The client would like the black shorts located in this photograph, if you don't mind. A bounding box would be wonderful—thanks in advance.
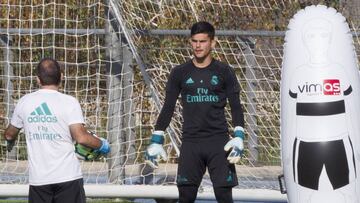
[177,137,238,188]
[29,178,86,203]
[295,138,354,190]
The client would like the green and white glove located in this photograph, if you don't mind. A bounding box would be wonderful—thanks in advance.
[224,126,244,164]
[75,143,99,161]
[145,131,167,169]
[75,131,110,161]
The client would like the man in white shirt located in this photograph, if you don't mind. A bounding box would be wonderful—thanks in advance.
[3,58,110,203]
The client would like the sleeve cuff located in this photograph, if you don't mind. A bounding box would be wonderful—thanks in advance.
[234,126,244,139]
[153,130,164,136]
[234,126,244,132]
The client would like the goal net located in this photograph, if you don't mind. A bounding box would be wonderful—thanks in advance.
[0,0,357,201]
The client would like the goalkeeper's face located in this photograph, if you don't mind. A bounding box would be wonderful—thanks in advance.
[190,33,215,60]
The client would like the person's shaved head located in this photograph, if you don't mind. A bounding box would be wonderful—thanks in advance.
[37,58,62,86]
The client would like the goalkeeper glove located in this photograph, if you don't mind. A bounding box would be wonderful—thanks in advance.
[75,143,99,161]
[145,131,167,169]
[75,132,110,161]
[224,126,244,164]
[6,139,15,152]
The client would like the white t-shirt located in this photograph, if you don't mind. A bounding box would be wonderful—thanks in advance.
[11,89,84,185]
[289,64,351,141]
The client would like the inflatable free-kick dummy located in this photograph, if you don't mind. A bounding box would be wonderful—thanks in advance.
[280,5,360,203]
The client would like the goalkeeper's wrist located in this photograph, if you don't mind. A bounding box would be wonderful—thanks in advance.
[234,126,244,140]
[97,138,110,154]
[5,138,15,142]
[151,130,164,144]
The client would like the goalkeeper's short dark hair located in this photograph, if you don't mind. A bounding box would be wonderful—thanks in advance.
[37,58,62,86]
[190,21,215,40]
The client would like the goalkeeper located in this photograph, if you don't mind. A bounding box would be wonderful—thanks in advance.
[145,21,245,203]
[3,58,110,203]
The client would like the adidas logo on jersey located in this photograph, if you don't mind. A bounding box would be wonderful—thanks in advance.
[27,102,58,123]
[185,77,194,85]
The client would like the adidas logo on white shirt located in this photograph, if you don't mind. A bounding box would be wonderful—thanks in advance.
[27,102,58,123]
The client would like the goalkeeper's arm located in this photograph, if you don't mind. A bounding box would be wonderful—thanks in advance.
[145,89,178,168]
[224,92,245,163]
[3,124,21,152]
[228,91,244,129]
[145,68,180,168]
[70,124,110,154]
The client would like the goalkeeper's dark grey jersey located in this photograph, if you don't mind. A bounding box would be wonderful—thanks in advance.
[155,59,244,141]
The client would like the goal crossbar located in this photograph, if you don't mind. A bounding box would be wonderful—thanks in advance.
[0,184,287,201]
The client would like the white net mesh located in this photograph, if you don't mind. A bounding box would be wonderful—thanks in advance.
[0,0,358,198]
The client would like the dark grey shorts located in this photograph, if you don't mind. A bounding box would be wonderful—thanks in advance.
[177,137,238,188]
[29,178,86,203]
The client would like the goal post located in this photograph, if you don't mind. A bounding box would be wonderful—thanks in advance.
[1,0,356,202]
